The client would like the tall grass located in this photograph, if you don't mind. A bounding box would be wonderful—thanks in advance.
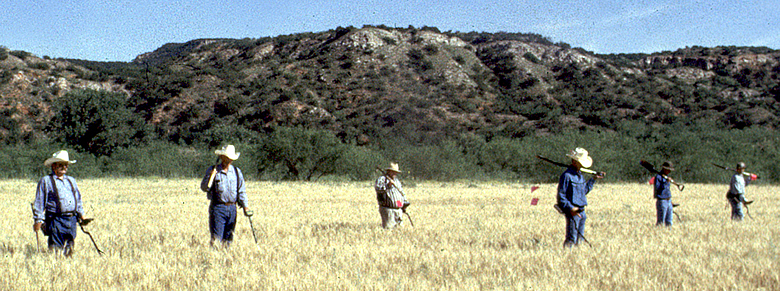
[1,179,777,290]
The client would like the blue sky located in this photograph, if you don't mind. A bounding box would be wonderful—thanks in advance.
[1,0,778,62]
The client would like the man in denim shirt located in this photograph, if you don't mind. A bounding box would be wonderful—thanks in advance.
[201,145,251,246]
[557,148,603,248]
[654,161,675,227]
[32,150,84,256]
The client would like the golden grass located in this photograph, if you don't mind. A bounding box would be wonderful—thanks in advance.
[1,179,778,290]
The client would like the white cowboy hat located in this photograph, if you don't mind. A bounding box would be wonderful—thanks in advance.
[566,147,593,168]
[384,162,402,173]
[44,150,77,167]
[215,145,240,160]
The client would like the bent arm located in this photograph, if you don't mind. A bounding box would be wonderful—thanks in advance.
[200,166,215,192]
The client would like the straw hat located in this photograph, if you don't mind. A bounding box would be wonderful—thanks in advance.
[661,161,675,171]
[215,145,240,160]
[44,150,77,167]
[384,162,402,173]
[566,147,593,168]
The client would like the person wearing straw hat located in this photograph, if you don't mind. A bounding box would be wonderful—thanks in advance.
[654,161,676,227]
[375,162,409,229]
[556,147,603,248]
[726,162,754,221]
[200,145,251,246]
[32,150,84,256]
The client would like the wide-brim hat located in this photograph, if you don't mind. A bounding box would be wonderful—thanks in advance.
[736,162,746,169]
[44,150,77,167]
[215,145,240,160]
[566,147,593,168]
[661,161,675,171]
[384,162,402,173]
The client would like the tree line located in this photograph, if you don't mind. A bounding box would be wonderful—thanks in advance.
[2,89,775,183]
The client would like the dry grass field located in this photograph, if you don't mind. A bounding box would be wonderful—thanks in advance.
[1,178,778,290]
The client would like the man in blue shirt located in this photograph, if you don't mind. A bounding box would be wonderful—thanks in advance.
[201,145,251,247]
[654,161,675,227]
[32,150,84,256]
[557,147,603,248]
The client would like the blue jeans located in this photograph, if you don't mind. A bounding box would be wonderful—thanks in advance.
[564,211,586,247]
[209,204,237,243]
[46,215,78,252]
[656,199,673,226]
[728,195,744,221]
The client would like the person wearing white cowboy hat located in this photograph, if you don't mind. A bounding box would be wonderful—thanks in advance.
[653,161,676,227]
[200,145,251,246]
[556,147,604,248]
[32,150,84,256]
[375,162,409,229]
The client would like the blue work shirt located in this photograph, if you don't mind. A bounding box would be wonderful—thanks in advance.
[200,164,248,208]
[557,166,595,213]
[32,173,83,223]
[654,174,672,199]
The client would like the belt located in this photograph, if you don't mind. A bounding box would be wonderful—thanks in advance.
[212,202,236,206]
[52,211,78,217]
[656,198,671,200]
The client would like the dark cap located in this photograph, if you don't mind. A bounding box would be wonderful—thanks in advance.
[736,162,746,169]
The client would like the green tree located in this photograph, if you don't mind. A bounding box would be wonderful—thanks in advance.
[257,127,346,180]
[47,89,148,156]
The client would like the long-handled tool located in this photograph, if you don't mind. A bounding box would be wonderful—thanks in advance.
[30,203,40,252]
[672,203,682,222]
[554,205,592,247]
[640,160,684,191]
[402,202,414,227]
[245,210,258,243]
[712,163,760,179]
[207,158,220,190]
[536,155,605,177]
[78,218,104,255]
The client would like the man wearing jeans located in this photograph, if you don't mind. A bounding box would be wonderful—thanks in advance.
[32,150,84,256]
[201,145,251,246]
[556,148,603,248]
[654,161,675,227]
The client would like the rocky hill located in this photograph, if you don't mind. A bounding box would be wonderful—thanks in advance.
[1,26,779,147]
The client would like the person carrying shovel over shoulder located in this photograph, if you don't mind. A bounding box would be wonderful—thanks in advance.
[556,148,604,248]
[375,163,409,229]
[726,162,755,221]
[32,150,85,256]
[200,145,252,247]
[653,161,676,227]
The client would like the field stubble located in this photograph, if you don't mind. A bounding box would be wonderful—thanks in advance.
[1,179,778,290]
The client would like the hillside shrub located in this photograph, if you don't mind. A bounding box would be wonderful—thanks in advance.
[47,89,148,156]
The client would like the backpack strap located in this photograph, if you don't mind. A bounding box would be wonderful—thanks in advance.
[48,175,78,214]
[49,174,62,214]
[234,166,241,203]
[210,165,242,203]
